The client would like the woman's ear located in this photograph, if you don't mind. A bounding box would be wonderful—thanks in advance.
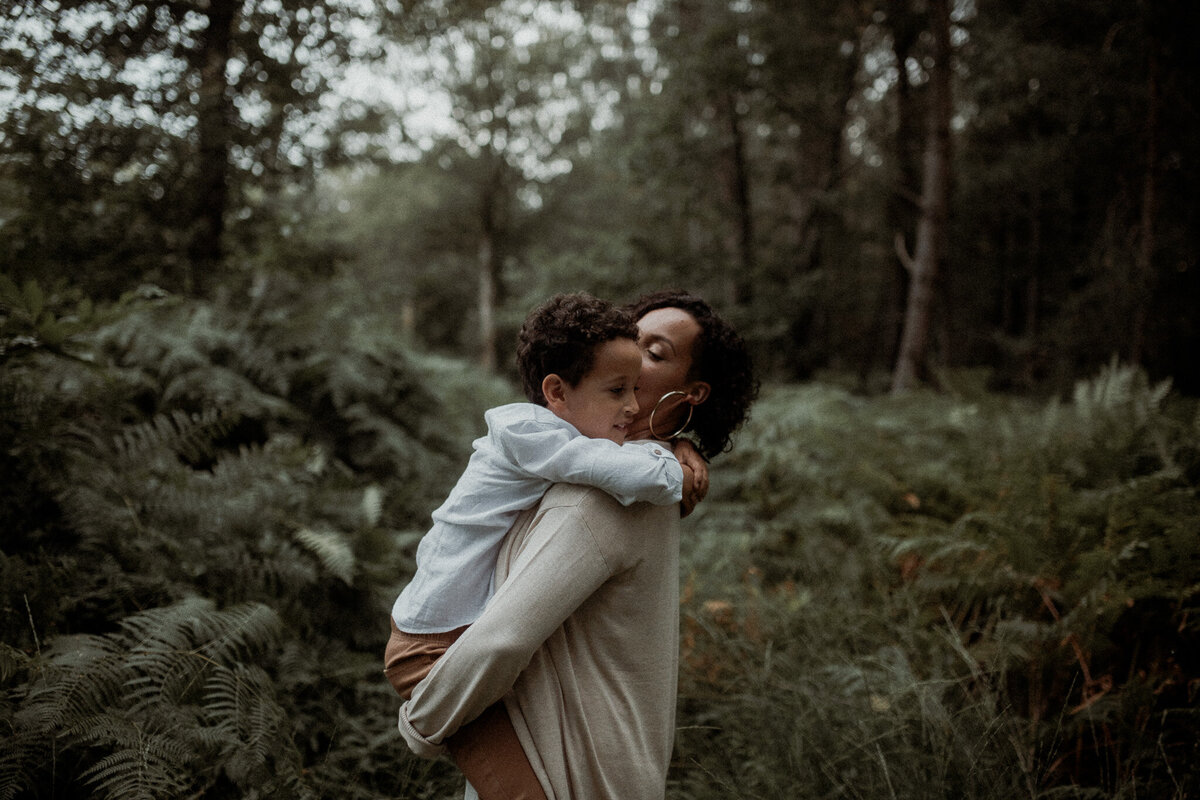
[542,374,568,411]
[687,381,712,405]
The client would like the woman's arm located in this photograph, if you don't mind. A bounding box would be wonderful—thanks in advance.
[398,497,617,756]
[673,439,709,517]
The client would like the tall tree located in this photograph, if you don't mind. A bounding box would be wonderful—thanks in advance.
[0,0,373,296]
[870,0,925,379]
[1129,2,1161,368]
[188,0,238,294]
[613,0,868,375]
[952,0,1199,391]
[384,1,619,369]
[891,0,952,392]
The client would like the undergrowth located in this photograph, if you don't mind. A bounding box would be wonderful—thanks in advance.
[3,275,1196,799]
[674,367,1199,799]
[1,275,513,799]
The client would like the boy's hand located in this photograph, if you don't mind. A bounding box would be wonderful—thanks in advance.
[673,440,709,517]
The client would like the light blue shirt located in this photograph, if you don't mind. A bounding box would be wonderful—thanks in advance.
[391,403,683,633]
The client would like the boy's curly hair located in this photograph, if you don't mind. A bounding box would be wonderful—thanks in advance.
[626,290,759,460]
[517,293,639,406]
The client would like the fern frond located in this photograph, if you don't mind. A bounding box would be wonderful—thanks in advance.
[0,729,45,800]
[118,595,211,649]
[0,642,29,684]
[201,662,292,786]
[295,528,356,583]
[21,635,127,728]
[161,364,299,422]
[190,602,282,665]
[229,340,292,397]
[112,407,230,465]
[1069,357,1172,439]
[361,483,384,527]
[79,723,188,800]
[14,599,293,798]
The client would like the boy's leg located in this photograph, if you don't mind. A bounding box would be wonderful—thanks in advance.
[447,702,548,800]
[385,618,545,798]
[382,618,468,698]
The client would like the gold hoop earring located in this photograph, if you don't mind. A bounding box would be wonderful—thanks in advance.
[649,390,694,440]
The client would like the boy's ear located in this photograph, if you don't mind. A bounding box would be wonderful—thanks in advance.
[542,374,569,410]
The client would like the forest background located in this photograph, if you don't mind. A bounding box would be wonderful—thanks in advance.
[2,0,1198,798]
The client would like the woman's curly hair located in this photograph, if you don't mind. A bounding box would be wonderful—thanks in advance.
[626,290,759,460]
[517,292,639,406]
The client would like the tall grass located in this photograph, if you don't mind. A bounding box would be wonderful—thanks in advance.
[673,369,1199,799]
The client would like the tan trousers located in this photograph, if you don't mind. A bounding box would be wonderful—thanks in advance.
[384,619,548,800]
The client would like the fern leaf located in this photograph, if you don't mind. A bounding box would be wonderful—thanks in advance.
[112,407,229,464]
[192,602,282,665]
[295,528,356,583]
[202,662,288,782]
[0,642,29,684]
[361,483,384,527]
[22,635,126,728]
[80,730,185,800]
[0,730,44,800]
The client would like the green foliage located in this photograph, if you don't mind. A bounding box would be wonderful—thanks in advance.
[4,599,298,800]
[1,278,504,799]
[4,272,1197,799]
[0,0,378,296]
[674,365,1199,799]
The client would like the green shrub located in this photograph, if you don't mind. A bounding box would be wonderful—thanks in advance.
[5,275,1195,799]
[1,276,507,799]
[674,370,1199,799]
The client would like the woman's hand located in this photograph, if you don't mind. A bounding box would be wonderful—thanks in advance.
[673,440,709,517]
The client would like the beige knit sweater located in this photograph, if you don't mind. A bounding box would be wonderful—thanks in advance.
[399,483,681,800]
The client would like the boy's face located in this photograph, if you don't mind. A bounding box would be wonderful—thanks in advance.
[547,338,642,444]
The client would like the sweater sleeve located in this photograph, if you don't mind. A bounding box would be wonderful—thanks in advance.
[397,498,618,756]
[496,419,682,506]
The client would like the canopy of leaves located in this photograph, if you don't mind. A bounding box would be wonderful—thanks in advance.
[0,0,376,295]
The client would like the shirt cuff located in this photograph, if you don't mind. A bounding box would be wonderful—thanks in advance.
[398,703,447,759]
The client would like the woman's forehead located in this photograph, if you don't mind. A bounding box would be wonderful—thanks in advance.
[637,307,701,347]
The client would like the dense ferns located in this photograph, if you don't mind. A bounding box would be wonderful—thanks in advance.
[1,278,512,799]
[3,278,1197,799]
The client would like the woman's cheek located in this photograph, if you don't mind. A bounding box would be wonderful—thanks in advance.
[636,364,666,404]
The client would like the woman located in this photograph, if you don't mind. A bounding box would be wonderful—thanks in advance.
[399,290,758,799]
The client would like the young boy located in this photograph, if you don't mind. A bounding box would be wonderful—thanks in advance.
[384,293,698,700]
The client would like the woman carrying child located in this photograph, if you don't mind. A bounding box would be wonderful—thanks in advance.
[393,290,758,799]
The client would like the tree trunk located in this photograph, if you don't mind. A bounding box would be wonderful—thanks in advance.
[187,0,236,296]
[891,0,952,393]
[867,0,922,382]
[720,90,754,307]
[477,231,499,372]
[477,163,503,371]
[1130,47,1159,367]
